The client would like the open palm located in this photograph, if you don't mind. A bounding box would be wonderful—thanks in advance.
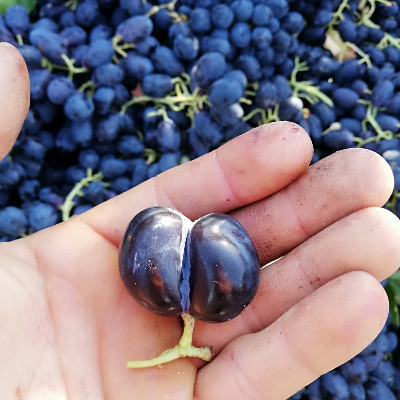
[1,43,400,400]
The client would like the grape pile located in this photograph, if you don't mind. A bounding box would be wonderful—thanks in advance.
[290,313,400,399]
[1,0,400,397]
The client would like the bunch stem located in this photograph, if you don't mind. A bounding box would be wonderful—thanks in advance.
[60,169,104,221]
[127,313,212,369]
[120,78,209,125]
[290,58,333,107]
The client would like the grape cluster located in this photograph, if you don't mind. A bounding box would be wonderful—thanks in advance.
[1,0,400,397]
[0,0,311,239]
[289,314,400,400]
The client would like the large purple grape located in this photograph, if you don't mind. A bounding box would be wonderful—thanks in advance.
[188,214,260,322]
[119,207,191,316]
[119,207,260,322]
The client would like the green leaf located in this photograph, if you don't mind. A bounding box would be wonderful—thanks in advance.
[386,283,400,326]
[0,0,36,14]
[390,301,399,326]
[389,270,400,284]
[388,270,400,306]
[390,281,400,298]
[0,0,16,15]
[17,0,37,13]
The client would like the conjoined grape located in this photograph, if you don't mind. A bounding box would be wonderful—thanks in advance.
[118,206,260,368]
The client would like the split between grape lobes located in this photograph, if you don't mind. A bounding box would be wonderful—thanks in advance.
[2,0,400,398]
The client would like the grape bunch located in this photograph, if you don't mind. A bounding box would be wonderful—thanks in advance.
[1,0,400,397]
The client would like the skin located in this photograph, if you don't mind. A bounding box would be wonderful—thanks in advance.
[0,42,399,400]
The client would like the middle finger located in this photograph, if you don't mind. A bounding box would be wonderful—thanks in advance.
[233,147,394,265]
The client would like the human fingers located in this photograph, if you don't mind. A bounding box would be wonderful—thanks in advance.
[0,43,30,160]
[231,148,394,265]
[79,121,313,246]
[194,271,388,400]
[193,207,400,351]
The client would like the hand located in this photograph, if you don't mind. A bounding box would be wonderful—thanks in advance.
[1,42,399,400]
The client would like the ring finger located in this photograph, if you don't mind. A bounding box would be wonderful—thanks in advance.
[194,271,388,400]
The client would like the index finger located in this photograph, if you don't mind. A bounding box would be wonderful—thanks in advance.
[81,122,313,247]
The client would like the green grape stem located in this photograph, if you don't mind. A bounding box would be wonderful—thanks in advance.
[243,104,280,125]
[136,131,145,141]
[244,90,257,96]
[355,0,397,49]
[322,122,342,136]
[290,57,334,107]
[60,169,104,221]
[378,32,400,50]
[328,0,350,29]
[41,55,87,80]
[266,104,280,123]
[365,104,393,139]
[354,104,398,147]
[147,107,172,122]
[146,0,178,17]
[243,108,266,122]
[127,313,212,368]
[145,0,188,23]
[247,82,259,91]
[167,11,188,23]
[60,54,88,80]
[41,58,69,73]
[112,35,135,58]
[79,80,96,97]
[330,0,396,58]
[356,0,391,28]
[64,0,79,10]
[180,72,191,85]
[343,42,372,67]
[239,97,252,105]
[120,78,209,126]
[16,34,23,45]
[143,148,158,165]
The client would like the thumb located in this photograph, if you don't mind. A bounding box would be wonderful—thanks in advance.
[0,42,30,161]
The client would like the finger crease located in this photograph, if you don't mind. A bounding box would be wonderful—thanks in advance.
[292,252,322,291]
[153,174,180,210]
[280,319,324,379]
[284,187,310,237]
[228,345,267,400]
[74,217,120,250]
[214,149,243,206]
[237,301,265,334]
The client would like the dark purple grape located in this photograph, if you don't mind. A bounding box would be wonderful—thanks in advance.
[190,8,211,34]
[119,207,260,322]
[188,213,260,322]
[116,15,153,43]
[119,207,190,316]
[230,22,252,48]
